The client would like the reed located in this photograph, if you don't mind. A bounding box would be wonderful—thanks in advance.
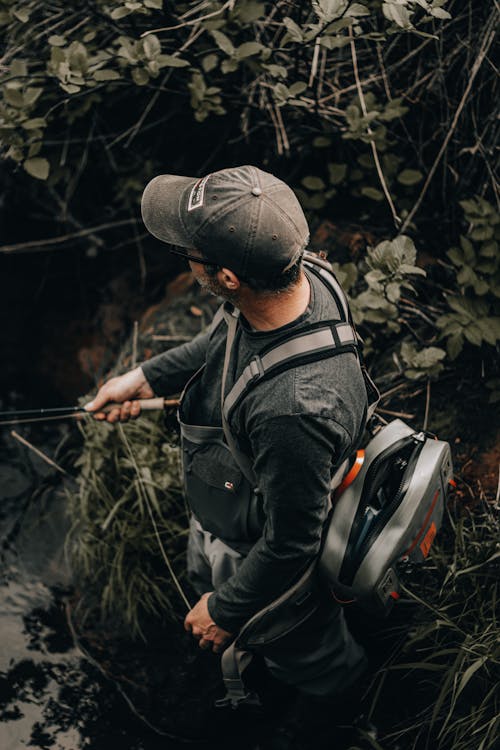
[367,502,499,750]
[65,411,189,639]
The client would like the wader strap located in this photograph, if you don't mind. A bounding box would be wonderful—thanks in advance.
[222,320,358,422]
[303,254,380,416]
[210,303,226,333]
[221,307,257,486]
[217,561,317,708]
[215,645,260,709]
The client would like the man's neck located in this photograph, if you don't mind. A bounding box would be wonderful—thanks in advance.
[236,270,311,331]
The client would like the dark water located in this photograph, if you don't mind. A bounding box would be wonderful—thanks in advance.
[0,423,187,750]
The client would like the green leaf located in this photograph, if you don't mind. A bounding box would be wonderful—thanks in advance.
[302,175,325,191]
[144,0,163,8]
[463,323,483,346]
[470,225,494,241]
[3,88,24,107]
[480,240,497,258]
[430,7,451,20]
[361,186,384,201]
[459,235,475,263]
[397,169,423,186]
[236,41,263,59]
[94,69,121,81]
[382,2,413,28]
[315,0,345,22]
[345,3,370,17]
[282,17,304,42]
[328,163,347,185]
[157,55,189,68]
[211,30,235,56]
[143,34,161,60]
[446,247,463,266]
[13,8,30,23]
[132,68,149,85]
[313,136,331,148]
[111,6,132,20]
[48,35,66,47]
[21,117,46,129]
[201,53,218,72]
[398,264,426,276]
[305,193,326,209]
[23,157,50,180]
[288,81,308,96]
[447,333,463,360]
[386,281,401,303]
[234,1,265,22]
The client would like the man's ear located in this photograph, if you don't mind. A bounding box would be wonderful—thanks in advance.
[218,267,241,291]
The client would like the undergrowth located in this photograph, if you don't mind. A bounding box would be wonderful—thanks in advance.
[66,412,188,639]
[365,502,500,750]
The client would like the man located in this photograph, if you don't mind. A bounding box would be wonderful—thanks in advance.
[85,165,368,719]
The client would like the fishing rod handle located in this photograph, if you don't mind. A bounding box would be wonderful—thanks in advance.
[101,397,166,413]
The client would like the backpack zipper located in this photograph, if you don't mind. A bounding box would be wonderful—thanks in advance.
[338,434,420,585]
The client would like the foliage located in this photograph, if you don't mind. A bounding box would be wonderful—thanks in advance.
[399,340,446,380]
[370,503,500,750]
[436,197,500,359]
[66,412,188,638]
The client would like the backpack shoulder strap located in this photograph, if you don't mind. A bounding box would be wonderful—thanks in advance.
[222,317,359,422]
[303,252,380,420]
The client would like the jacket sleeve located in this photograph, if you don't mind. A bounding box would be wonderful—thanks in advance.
[141,312,222,396]
[207,413,351,633]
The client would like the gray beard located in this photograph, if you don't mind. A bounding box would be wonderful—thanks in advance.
[195,273,242,306]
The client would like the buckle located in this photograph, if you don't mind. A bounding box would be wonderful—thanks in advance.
[214,691,262,710]
[249,356,264,380]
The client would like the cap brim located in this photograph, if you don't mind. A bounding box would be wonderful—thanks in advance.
[141,174,195,247]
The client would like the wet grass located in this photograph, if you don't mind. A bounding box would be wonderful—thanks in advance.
[366,501,499,750]
[66,412,189,640]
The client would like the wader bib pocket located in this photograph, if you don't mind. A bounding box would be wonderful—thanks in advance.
[180,423,263,544]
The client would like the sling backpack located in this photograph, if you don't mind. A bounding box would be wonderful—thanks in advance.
[215,251,454,708]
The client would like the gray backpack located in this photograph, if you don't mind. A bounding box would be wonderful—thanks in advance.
[216,252,454,707]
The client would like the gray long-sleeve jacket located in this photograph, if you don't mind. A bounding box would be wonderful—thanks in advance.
[142,268,368,633]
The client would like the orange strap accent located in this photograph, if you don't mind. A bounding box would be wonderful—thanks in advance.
[404,488,440,557]
[335,449,365,499]
[448,478,457,489]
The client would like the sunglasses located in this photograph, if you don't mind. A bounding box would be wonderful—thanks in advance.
[169,246,216,265]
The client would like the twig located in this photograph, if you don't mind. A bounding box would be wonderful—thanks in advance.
[131,321,139,368]
[379,382,409,400]
[308,38,321,88]
[266,100,283,155]
[0,219,139,254]
[349,29,400,228]
[151,334,193,342]
[118,424,192,612]
[274,102,290,153]
[11,430,68,475]
[142,0,235,35]
[400,15,497,233]
[423,379,431,432]
[377,408,416,420]
[494,464,500,510]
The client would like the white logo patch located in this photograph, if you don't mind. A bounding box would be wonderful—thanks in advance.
[187,174,210,211]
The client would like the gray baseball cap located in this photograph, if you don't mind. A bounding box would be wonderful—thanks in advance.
[140,165,309,278]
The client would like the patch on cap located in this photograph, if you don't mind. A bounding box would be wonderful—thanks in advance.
[187,174,211,211]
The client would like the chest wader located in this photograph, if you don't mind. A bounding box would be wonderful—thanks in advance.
[183,254,378,709]
[209,255,452,708]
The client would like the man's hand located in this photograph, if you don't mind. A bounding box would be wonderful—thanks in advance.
[84,366,155,423]
[184,593,233,654]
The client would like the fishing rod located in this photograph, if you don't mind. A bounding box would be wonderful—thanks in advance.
[0,398,178,427]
